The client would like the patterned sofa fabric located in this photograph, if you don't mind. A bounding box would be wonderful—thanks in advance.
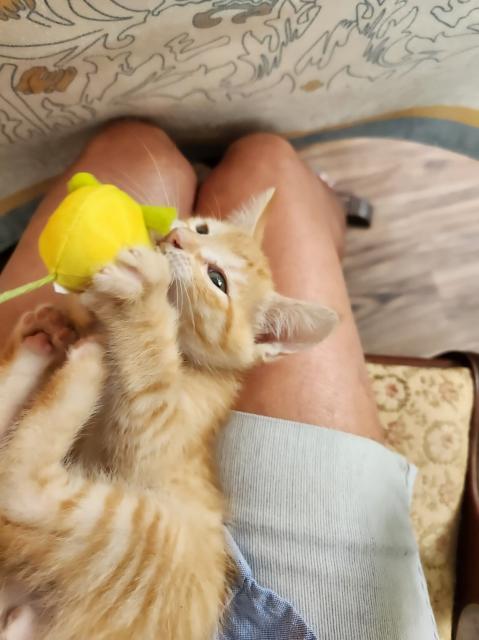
[2,0,479,211]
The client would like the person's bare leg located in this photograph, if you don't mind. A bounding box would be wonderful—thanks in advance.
[0,119,196,343]
[196,133,383,442]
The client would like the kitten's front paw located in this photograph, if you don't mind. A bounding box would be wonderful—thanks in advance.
[3,604,36,640]
[66,338,105,387]
[87,246,170,303]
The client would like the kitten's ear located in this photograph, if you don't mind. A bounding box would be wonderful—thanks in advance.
[229,188,275,242]
[254,292,338,361]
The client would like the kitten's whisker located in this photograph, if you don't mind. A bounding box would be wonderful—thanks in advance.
[181,274,196,332]
[140,139,172,208]
[106,169,149,204]
[153,130,178,210]
[179,278,187,316]
[171,274,184,315]
[173,173,180,214]
[120,171,151,202]
[177,275,188,320]
[212,192,222,220]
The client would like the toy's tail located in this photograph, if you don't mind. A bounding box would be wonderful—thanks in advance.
[0,274,55,304]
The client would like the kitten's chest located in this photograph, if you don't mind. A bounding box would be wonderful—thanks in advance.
[95,394,182,472]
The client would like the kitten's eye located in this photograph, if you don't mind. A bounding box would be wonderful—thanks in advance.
[207,266,227,294]
[196,223,209,235]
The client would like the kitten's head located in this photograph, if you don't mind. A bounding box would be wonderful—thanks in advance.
[159,190,338,370]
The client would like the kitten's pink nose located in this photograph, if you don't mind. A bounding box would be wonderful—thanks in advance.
[163,229,184,250]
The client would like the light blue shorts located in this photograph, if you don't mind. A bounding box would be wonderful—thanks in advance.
[217,411,438,640]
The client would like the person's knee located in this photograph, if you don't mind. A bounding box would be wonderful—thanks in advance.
[79,118,175,163]
[74,118,196,213]
[228,133,345,253]
[227,132,337,208]
[227,132,298,174]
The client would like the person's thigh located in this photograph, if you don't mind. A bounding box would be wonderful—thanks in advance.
[196,133,383,442]
[0,119,196,342]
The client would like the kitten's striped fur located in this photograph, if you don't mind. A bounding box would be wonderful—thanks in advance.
[0,193,337,639]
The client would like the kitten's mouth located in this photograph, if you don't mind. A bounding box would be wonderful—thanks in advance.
[162,244,184,268]
[161,245,193,303]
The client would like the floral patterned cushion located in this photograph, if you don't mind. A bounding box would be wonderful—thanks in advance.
[367,362,474,640]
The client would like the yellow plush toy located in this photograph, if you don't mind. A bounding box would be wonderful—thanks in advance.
[0,172,176,303]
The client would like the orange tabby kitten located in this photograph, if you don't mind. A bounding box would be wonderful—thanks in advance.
[0,191,337,640]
